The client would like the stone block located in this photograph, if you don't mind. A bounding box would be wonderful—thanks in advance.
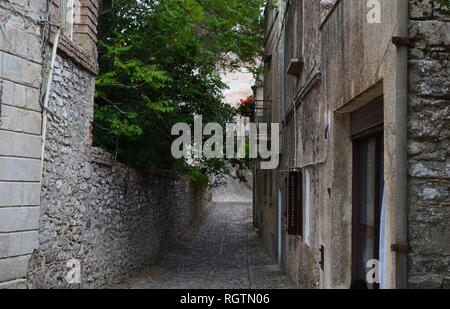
[0,25,14,52]
[0,157,41,182]
[29,0,47,13]
[0,182,41,207]
[409,0,433,20]
[443,277,450,289]
[416,184,448,203]
[409,161,450,179]
[9,0,28,8]
[0,279,27,289]
[408,254,450,274]
[0,105,42,134]
[0,25,42,63]
[1,53,41,88]
[0,80,41,112]
[26,34,42,63]
[0,231,38,258]
[0,236,7,257]
[0,130,42,158]
[409,20,450,46]
[408,274,443,289]
[0,255,30,283]
[408,60,449,98]
[0,207,40,232]
[2,0,45,14]
[409,220,448,255]
[0,79,13,106]
[14,30,28,59]
[0,29,4,51]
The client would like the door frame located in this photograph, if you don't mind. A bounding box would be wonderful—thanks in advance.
[352,130,383,286]
[350,96,384,287]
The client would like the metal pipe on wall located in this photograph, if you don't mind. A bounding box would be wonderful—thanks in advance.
[40,27,61,182]
[278,1,287,268]
[394,0,409,289]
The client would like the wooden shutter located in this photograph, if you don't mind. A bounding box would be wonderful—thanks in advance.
[350,96,384,137]
[288,171,303,236]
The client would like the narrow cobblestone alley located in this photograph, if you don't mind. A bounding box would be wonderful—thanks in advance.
[116,178,294,289]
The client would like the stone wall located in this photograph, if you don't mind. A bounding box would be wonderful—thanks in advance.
[0,0,211,289]
[28,149,210,289]
[0,0,45,288]
[25,53,210,288]
[407,0,450,289]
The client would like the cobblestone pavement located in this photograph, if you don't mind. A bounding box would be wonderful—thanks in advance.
[116,178,295,289]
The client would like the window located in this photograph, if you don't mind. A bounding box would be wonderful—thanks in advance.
[0,82,2,120]
[264,6,279,41]
[351,97,384,288]
[269,172,273,201]
[263,172,267,197]
[293,0,303,60]
[61,0,75,39]
[304,169,311,245]
[285,0,303,77]
[287,171,303,236]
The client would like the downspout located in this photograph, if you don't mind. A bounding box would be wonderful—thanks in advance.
[293,100,297,167]
[40,28,61,181]
[281,8,286,122]
[394,0,409,289]
[279,1,287,268]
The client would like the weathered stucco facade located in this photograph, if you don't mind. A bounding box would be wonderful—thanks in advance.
[254,0,449,289]
[0,0,211,288]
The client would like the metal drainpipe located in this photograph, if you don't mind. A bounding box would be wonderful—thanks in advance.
[40,27,61,181]
[278,2,287,268]
[281,12,286,122]
[395,0,409,289]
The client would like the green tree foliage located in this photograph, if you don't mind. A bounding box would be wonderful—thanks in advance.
[436,0,449,6]
[435,0,450,13]
[95,0,267,185]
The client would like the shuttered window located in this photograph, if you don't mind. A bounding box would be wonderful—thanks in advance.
[284,0,304,78]
[287,171,303,236]
[285,0,303,60]
[350,96,384,137]
[61,0,75,39]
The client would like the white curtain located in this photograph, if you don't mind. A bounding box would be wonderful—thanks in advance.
[379,184,387,289]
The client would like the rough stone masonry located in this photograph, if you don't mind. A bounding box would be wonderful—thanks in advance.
[407,0,450,289]
[27,54,210,288]
[0,0,211,289]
